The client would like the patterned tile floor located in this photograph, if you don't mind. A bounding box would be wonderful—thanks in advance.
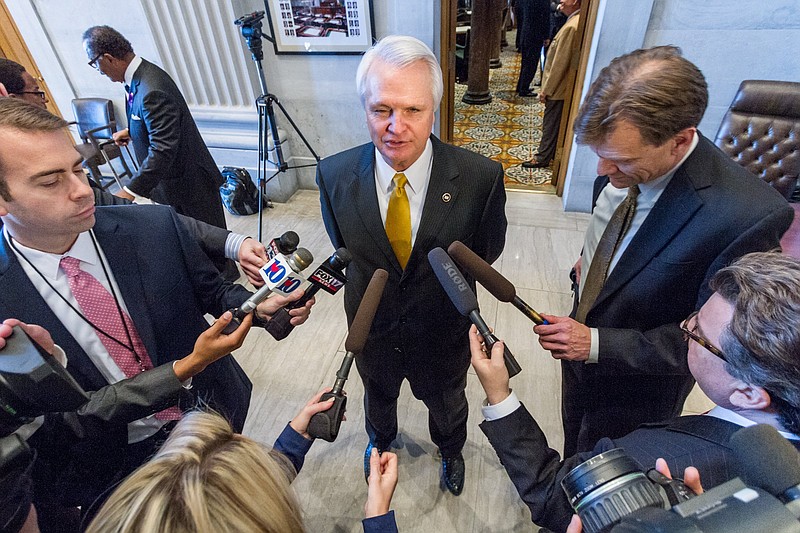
[453,37,555,193]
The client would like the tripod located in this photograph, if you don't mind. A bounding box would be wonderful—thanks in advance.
[235,12,320,241]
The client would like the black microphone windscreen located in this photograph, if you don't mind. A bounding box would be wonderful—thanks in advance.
[331,247,353,269]
[428,247,478,316]
[447,241,515,302]
[730,424,800,496]
[344,269,388,354]
[280,231,300,252]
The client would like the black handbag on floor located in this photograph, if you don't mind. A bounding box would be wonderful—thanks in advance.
[219,166,261,216]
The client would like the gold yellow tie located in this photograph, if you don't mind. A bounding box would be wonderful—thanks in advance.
[386,172,412,269]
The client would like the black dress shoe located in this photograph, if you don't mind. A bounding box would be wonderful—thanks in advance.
[518,90,538,98]
[522,157,551,169]
[441,453,465,496]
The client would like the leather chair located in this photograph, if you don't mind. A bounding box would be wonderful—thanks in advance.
[714,80,800,200]
[71,98,136,190]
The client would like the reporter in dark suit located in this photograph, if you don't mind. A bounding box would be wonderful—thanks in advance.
[317,35,507,496]
[82,26,236,278]
[0,99,313,527]
[474,252,800,532]
[533,46,794,456]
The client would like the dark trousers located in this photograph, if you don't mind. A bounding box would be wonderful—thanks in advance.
[363,372,468,458]
[516,39,544,93]
[536,98,564,164]
[561,360,694,457]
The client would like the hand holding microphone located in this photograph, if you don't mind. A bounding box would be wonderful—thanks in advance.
[222,248,314,334]
[240,231,299,287]
[307,268,388,442]
[428,247,522,378]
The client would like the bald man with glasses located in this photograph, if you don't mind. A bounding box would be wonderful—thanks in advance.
[471,251,800,533]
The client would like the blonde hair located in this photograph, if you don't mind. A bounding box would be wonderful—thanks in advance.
[86,411,305,533]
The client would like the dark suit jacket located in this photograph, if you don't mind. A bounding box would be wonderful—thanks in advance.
[126,59,226,227]
[567,134,794,445]
[0,205,253,430]
[317,136,507,393]
[480,404,800,533]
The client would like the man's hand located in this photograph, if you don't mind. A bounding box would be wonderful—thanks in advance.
[112,128,131,147]
[289,387,337,440]
[539,92,547,104]
[114,189,136,201]
[238,237,268,287]
[365,449,398,519]
[255,288,315,326]
[1,318,55,354]
[469,324,511,405]
[534,314,591,362]
[655,457,703,495]
[173,311,252,381]
[573,257,582,286]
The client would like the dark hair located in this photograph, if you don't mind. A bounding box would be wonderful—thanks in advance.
[0,98,69,201]
[573,46,708,147]
[0,58,26,94]
[82,25,134,60]
[710,252,800,434]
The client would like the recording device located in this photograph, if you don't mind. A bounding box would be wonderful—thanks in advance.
[0,326,89,533]
[265,248,352,340]
[562,425,800,533]
[307,269,388,442]
[428,247,522,378]
[447,241,549,325]
[265,230,300,261]
[222,248,314,334]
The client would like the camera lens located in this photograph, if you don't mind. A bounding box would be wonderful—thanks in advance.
[562,449,666,533]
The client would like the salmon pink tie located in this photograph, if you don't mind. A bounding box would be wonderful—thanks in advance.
[59,256,181,421]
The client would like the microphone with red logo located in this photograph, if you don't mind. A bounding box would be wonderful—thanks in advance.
[428,247,522,378]
[448,241,548,325]
[222,248,314,334]
[265,248,352,340]
[308,269,388,442]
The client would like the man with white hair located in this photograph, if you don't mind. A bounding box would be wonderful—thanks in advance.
[318,35,508,496]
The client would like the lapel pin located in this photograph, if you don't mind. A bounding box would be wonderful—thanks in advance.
[442,192,452,203]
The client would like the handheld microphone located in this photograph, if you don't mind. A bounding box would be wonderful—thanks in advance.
[731,424,800,516]
[265,248,352,340]
[265,231,299,261]
[308,269,388,442]
[428,247,522,378]
[447,241,548,325]
[222,248,314,334]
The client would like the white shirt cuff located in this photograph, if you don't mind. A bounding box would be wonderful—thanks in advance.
[481,390,520,421]
[586,327,599,364]
[225,233,249,262]
[172,361,193,389]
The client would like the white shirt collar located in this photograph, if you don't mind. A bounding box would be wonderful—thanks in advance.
[5,230,98,281]
[707,405,800,441]
[124,55,143,88]
[374,138,434,195]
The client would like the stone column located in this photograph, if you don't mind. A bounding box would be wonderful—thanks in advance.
[463,0,504,104]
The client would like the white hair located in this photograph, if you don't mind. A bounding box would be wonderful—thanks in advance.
[355,35,443,108]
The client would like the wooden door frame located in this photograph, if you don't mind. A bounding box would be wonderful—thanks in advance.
[439,0,457,144]
[0,0,61,116]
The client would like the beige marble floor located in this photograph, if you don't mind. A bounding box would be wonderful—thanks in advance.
[223,189,713,532]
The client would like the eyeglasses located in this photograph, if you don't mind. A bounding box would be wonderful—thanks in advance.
[88,53,104,69]
[680,311,727,361]
[17,90,46,100]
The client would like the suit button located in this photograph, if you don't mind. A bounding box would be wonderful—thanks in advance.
[400,284,407,291]
[399,316,407,324]
[393,347,402,354]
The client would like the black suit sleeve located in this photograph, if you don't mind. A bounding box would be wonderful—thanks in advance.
[472,163,508,265]
[480,404,605,532]
[317,165,346,250]
[128,89,182,198]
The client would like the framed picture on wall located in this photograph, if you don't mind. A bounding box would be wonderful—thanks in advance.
[264,0,375,54]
